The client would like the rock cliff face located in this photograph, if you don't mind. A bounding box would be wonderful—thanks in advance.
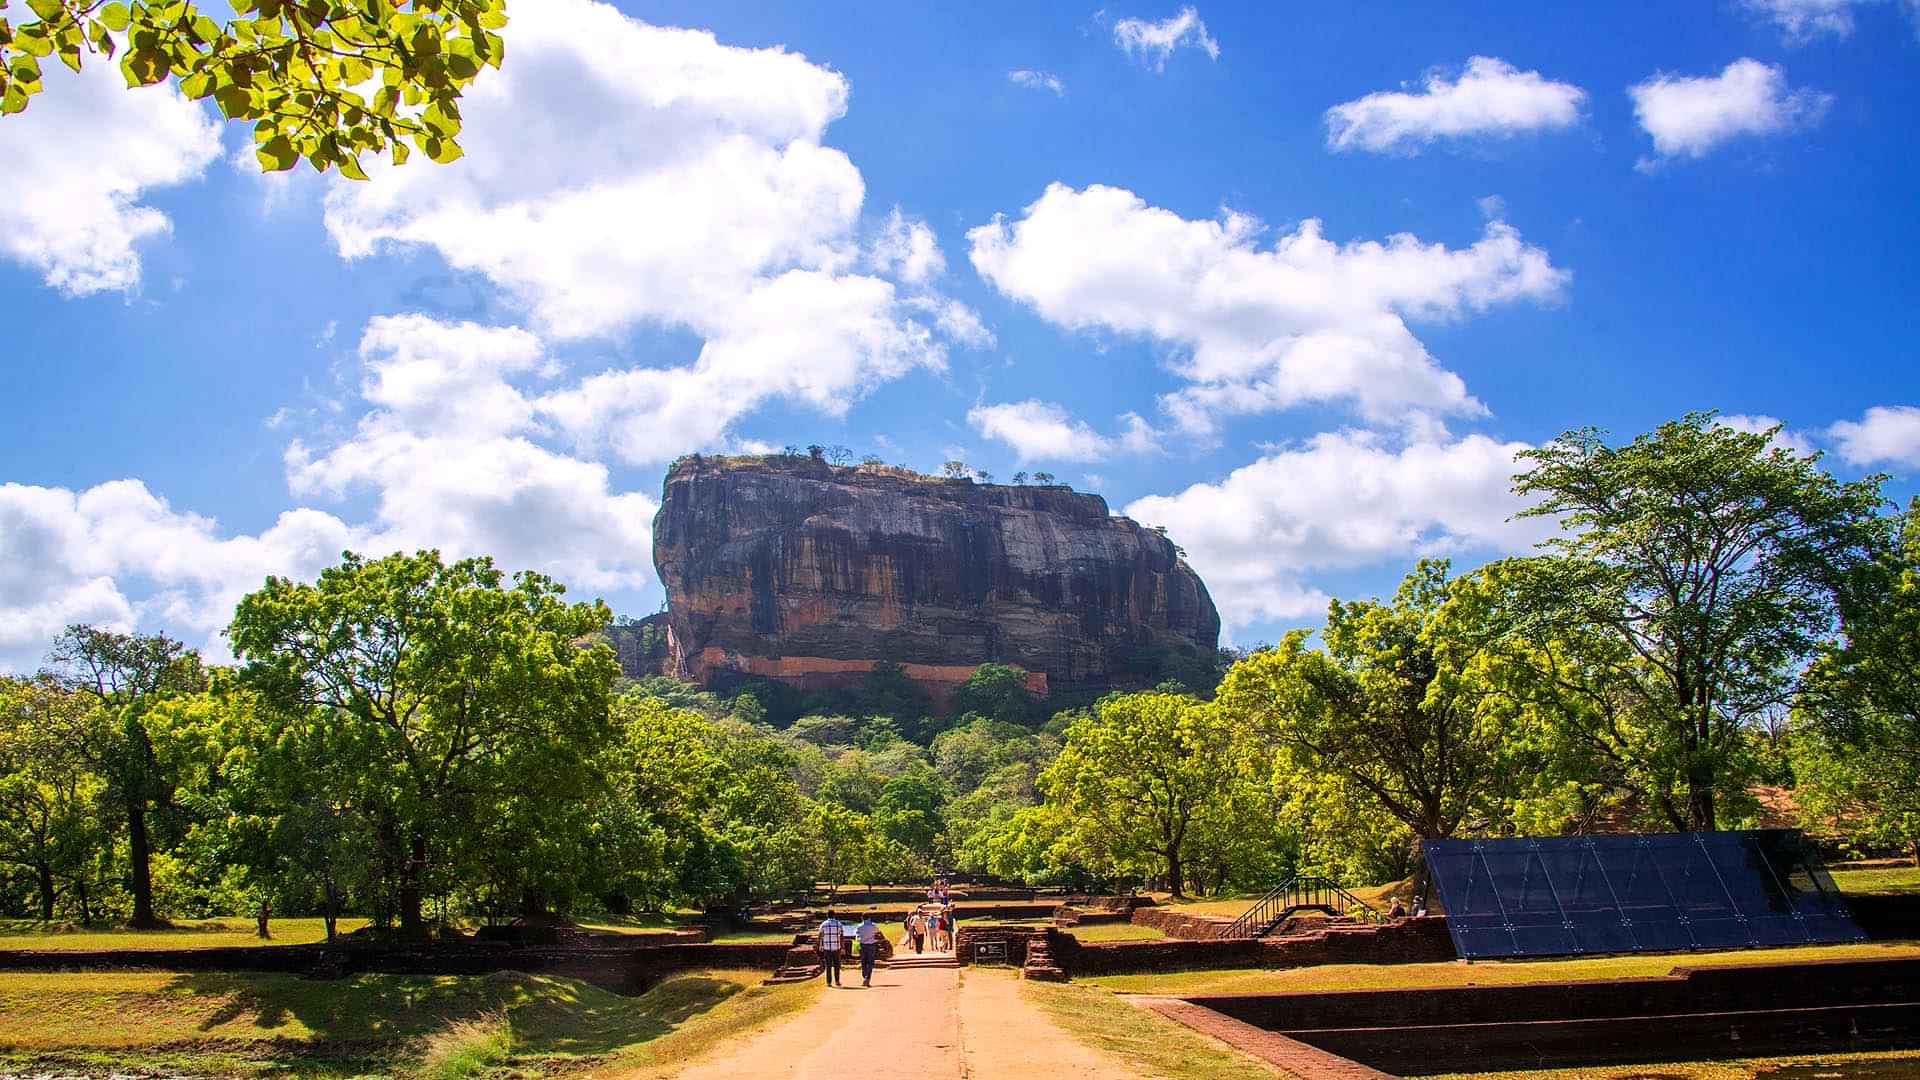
[648,456,1220,705]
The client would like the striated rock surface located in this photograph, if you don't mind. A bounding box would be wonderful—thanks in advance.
[647,456,1220,705]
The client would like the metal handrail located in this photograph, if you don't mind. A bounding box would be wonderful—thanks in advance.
[1219,875,1381,939]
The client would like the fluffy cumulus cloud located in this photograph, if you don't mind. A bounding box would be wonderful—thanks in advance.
[1629,59,1832,165]
[968,183,1567,436]
[1008,69,1066,95]
[1112,6,1219,71]
[967,400,1159,463]
[0,314,667,670]
[1828,405,1920,466]
[288,315,659,592]
[1325,57,1586,154]
[0,480,357,669]
[1124,432,1550,631]
[0,59,221,295]
[320,0,975,460]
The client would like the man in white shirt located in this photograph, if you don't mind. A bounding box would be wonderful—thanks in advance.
[817,910,846,987]
[854,914,880,986]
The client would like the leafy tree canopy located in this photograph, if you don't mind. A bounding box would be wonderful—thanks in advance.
[1,0,506,175]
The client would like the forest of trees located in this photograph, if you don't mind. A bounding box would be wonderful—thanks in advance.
[2,415,1917,932]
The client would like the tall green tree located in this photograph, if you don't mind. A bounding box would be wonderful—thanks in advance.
[1793,498,1920,862]
[1,0,506,175]
[0,676,108,920]
[1216,562,1529,851]
[1499,415,1885,830]
[951,663,1039,727]
[229,549,616,936]
[45,625,205,928]
[1039,690,1247,898]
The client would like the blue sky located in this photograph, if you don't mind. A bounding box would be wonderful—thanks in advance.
[2,0,1918,670]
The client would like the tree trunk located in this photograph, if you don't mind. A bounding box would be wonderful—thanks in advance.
[77,877,92,924]
[1687,776,1716,833]
[36,863,55,922]
[127,795,163,929]
[256,900,271,939]
[1166,845,1186,900]
[323,879,340,943]
[399,833,427,938]
[1910,840,1919,869]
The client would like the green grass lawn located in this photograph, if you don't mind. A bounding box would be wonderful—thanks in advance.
[1019,974,1300,1080]
[0,965,812,1078]
[1062,921,1167,942]
[1086,940,1920,996]
[1832,864,1920,896]
[0,916,370,951]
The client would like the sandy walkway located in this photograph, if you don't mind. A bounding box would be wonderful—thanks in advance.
[670,963,1132,1080]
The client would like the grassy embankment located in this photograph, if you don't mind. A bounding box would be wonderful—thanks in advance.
[1016,974,1301,1080]
[0,912,797,948]
[0,916,372,950]
[1084,939,1920,995]
[1831,863,1920,896]
[0,965,815,1078]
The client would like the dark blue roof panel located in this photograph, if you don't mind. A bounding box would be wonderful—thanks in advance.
[1420,830,1867,959]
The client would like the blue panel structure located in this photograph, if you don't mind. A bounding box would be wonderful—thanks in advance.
[1420,830,1867,960]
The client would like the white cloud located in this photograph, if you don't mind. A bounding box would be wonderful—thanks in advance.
[0,480,358,669]
[1717,413,1817,456]
[0,57,221,294]
[1008,69,1066,95]
[288,316,659,593]
[1829,405,1920,467]
[318,0,964,460]
[1741,0,1866,42]
[0,314,673,671]
[535,271,945,464]
[1629,58,1832,165]
[967,183,1567,436]
[1124,431,1547,631]
[870,207,946,285]
[967,400,1159,463]
[1112,6,1219,71]
[1325,57,1586,154]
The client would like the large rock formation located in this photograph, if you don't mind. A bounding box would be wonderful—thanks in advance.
[645,455,1220,705]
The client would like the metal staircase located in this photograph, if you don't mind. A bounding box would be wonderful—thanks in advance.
[1219,876,1380,939]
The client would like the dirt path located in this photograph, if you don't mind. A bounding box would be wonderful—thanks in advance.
[670,962,1133,1079]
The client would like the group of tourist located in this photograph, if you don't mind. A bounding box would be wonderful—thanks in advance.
[902,900,954,953]
[815,880,960,986]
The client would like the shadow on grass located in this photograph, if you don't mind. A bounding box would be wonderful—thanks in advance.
[160,969,744,1057]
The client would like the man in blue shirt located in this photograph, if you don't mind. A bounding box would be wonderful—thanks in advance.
[854,914,879,986]
[817,910,846,987]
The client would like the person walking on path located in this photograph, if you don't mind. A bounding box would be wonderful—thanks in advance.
[817,910,846,987]
[854,914,879,986]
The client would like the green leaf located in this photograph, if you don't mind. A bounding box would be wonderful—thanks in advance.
[388,137,408,165]
[336,153,369,180]
[56,40,82,73]
[425,135,461,164]
[24,0,57,20]
[120,46,166,85]
[179,69,213,97]
[98,1,131,29]
[213,81,249,117]
[16,25,52,56]
[1,84,28,114]
[254,133,296,171]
